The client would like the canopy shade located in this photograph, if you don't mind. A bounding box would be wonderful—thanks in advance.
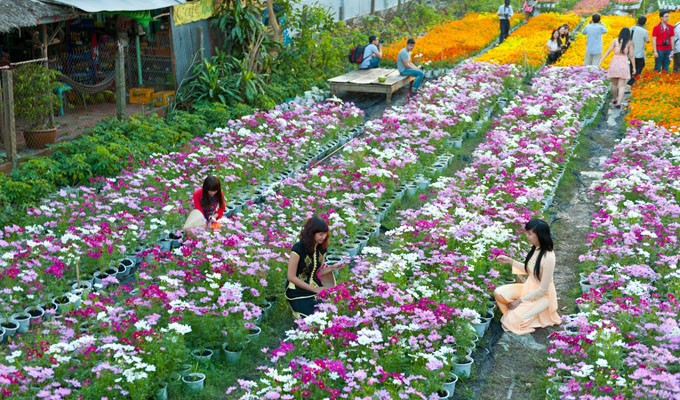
[42,0,185,12]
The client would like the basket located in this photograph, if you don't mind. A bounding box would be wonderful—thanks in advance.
[152,90,176,107]
[129,88,154,105]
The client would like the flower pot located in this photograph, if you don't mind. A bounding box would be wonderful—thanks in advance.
[182,372,205,392]
[0,319,18,339]
[168,231,183,248]
[0,326,5,344]
[11,312,31,333]
[580,279,597,294]
[191,348,213,364]
[471,321,486,337]
[443,373,458,396]
[40,302,57,321]
[452,355,474,378]
[93,270,106,287]
[436,388,450,399]
[325,254,343,266]
[71,280,93,291]
[155,382,168,400]
[24,306,45,326]
[247,326,262,342]
[173,363,192,378]
[52,294,71,314]
[24,127,57,149]
[222,342,244,363]
[158,238,172,252]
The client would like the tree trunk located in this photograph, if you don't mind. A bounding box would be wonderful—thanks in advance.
[266,0,282,43]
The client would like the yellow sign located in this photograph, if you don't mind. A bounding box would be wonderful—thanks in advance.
[174,0,214,26]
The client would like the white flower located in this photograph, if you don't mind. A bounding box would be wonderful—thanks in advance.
[167,322,192,335]
[595,358,608,368]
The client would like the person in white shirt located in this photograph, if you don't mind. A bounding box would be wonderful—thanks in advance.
[359,35,382,70]
[497,0,514,45]
[628,16,650,84]
[582,14,608,66]
[547,29,562,64]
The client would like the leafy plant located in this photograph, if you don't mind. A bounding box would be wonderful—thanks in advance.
[12,64,61,130]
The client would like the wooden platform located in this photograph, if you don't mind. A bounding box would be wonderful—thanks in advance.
[328,68,414,104]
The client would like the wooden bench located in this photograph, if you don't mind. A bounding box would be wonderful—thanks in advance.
[328,68,414,104]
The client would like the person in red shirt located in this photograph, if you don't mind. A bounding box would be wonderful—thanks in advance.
[182,175,226,234]
[652,10,675,72]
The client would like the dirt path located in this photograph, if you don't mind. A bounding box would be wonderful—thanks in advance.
[471,98,626,400]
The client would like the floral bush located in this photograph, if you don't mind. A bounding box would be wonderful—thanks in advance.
[546,121,680,398]
[627,73,680,130]
[382,13,523,65]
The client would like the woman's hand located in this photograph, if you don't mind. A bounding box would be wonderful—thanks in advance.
[508,298,523,310]
[496,255,514,265]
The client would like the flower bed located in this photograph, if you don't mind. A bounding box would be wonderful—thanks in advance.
[554,15,635,68]
[546,121,680,398]
[242,66,608,399]
[626,72,680,130]
[476,13,582,68]
[382,13,523,66]
[571,0,610,15]
[0,63,521,398]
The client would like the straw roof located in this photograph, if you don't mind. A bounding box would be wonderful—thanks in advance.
[0,0,76,33]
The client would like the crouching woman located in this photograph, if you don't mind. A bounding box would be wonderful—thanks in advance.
[494,219,561,335]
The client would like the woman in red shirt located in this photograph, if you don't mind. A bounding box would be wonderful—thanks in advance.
[182,176,226,234]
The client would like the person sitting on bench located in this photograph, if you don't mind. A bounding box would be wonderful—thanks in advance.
[359,35,382,70]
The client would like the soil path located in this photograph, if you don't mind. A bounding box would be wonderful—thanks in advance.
[471,97,627,400]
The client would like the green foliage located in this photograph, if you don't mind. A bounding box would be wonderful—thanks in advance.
[12,64,61,130]
[0,111,208,225]
[191,101,254,129]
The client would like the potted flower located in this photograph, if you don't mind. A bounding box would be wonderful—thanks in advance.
[12,63,61,149]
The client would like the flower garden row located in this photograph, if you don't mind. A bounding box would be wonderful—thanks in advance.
[382,12,523,66]
[0,61,519,399]
[545,121,680,398]
[239,66,609,399]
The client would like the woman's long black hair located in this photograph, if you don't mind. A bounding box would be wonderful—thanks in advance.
[523,219,554,280]
[618,27,631,54]
[200,176,225,211]
[300,216,330,255]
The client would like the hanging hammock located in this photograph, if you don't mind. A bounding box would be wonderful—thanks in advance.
[59,73,116,94]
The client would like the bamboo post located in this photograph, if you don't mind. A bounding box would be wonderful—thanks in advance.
[115,42,126,120]
[371,0,376,14]
[1,70,17,171]
[42,25,55,129]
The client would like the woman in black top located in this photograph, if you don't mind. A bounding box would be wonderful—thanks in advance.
[285,216,342,317]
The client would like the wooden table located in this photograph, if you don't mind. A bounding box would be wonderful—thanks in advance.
[328,68,414,104]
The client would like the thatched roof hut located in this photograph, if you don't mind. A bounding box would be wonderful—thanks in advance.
[0,0,76,33]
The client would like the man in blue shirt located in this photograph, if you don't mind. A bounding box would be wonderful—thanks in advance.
[582,14,608,66]
[397,38,424,95]
[359,35,382,70]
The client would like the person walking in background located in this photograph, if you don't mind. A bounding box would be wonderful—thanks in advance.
[359,35,382,70]
[494,219,561,335]
[601,28,636,108]
[582,13,608,66]
[628,16,650,84]
[522,0,536,23]
[497,0,514,45]
[397,38,424,95]
[652,10,675,72]
[673,19,680,72]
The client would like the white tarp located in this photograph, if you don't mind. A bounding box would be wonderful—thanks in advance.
[42,0,185,12]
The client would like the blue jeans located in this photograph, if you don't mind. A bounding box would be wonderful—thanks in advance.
[360,58,380,69]
[400,68,424,91]
[655,50,671,72]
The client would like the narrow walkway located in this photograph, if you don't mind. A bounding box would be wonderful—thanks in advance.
[475,95,626,400]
